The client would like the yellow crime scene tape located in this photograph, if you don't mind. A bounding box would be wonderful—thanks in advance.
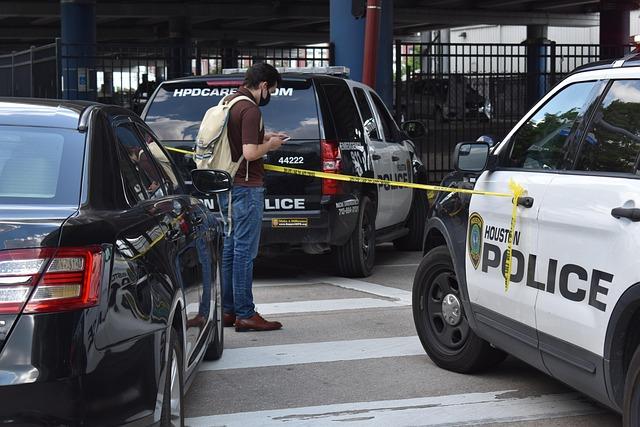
[164,145,524,291]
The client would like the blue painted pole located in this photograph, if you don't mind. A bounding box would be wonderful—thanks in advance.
[376,0,393,108]
[330,0,366,84]
[330,0,394,108]
[60,0,96,100]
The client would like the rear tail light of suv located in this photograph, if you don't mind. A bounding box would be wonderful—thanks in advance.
[321,139,342,196]
[0,246,103,315]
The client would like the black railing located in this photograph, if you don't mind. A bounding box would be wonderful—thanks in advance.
[395,42,631,183]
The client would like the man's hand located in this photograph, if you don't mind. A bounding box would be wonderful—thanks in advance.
[267,134,289,151]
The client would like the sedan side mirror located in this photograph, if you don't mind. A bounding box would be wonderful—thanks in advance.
[453,142,490,173]
[191,169,232,195]
[401,120,427,139]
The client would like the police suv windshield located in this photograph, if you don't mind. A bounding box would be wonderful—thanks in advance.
[145,79,321,141]
[0,126,85,206]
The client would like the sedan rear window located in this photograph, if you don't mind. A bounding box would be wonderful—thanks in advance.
[145,80,320,141]
[0,126,85,205]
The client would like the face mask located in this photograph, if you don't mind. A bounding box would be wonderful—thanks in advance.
[259,88,271,107]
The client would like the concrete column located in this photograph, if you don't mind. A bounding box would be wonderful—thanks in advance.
[60,0,96,100]
[221,43,239,70]
[420,31,432,75]
[600,1,631,59]
[168,16,191,79]
[330,0,366,83]
[436,29,450,75]
[526,24,548,108]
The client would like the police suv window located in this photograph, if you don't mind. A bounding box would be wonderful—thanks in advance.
[136,125,182,192]
[505,81,599,170]
[321,83,364,142]
[370,91,399,142]
[145,80,320,141]
[353,88,380,141]
[115,125,168,199]
[575,80,640,174]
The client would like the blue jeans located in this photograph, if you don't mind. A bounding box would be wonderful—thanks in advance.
[218,186,264,319]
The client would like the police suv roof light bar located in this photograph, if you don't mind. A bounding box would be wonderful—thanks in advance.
[221,66,351,77]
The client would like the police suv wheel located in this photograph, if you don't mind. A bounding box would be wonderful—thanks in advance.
[623,345,640,426]
[394,190,428,251]
[413,246,506,373]
[336,196,376,278]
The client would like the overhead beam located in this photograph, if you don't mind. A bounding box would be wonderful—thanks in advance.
[0,27,328,44]
[478,0,533,7]
[395,8,600,27]
[533,0,599,9]
[0,2,328,19]
[271,19,330,30]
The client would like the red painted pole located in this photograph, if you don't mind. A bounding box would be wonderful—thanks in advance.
[362,0,381,87]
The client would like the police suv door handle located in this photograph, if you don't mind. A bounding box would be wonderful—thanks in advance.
[517,196,534,208]
[372,154,381,160]
[611,207,640,222]
[391,155,400,161]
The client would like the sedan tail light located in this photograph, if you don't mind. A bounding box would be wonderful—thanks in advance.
[0,246,103,315]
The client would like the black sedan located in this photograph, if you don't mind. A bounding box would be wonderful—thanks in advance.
[0,99,229,426]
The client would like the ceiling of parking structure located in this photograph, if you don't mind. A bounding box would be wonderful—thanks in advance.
[0,0,637,50]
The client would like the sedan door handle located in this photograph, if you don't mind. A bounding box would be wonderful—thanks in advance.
[392,155,400,161]
[372,154,381,160]
[611,207,640,221]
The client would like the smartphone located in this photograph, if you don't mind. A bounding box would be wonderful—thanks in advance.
[281,136,291,142]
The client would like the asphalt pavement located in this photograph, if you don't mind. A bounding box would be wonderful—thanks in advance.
[184,245,622,426]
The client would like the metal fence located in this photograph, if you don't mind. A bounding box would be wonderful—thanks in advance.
[4,41,332,113]
[0,42,59,99]
[395,42,631,183]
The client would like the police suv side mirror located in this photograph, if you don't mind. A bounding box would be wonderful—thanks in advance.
[454,142,490,173]
[191,169,232,195]
[401,120,427,139]
[476,135,497,147]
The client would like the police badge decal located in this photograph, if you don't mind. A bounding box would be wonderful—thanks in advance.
[468,212,484,270]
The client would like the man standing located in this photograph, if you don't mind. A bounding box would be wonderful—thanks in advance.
[219,63,287,332]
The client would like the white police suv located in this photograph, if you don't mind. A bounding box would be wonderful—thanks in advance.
[413,56,640,424]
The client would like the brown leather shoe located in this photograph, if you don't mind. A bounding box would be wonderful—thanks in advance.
[223,312,236,327]
[235,313,282,332]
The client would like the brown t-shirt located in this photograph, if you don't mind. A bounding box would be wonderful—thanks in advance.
[226,87,265,187]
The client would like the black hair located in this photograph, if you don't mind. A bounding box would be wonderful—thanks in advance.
[243,63,282,89]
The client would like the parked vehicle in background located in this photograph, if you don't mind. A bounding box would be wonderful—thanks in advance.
[143,67,430,277]
[400,75,492,122]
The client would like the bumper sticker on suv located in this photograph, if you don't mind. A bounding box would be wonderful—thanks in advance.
[272,218,309,228]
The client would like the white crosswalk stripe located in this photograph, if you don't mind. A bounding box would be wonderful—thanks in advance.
[186,390,604,426]
[199,336,423,371]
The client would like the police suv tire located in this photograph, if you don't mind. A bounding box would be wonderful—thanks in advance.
[394,190,428,251]
[413,246,506,373]
[336,196,376,278]
[161,327,184,427]
[623,345,640,426]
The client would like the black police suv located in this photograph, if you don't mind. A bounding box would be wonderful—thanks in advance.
[0,99,229,426]
[142,69,429,278]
